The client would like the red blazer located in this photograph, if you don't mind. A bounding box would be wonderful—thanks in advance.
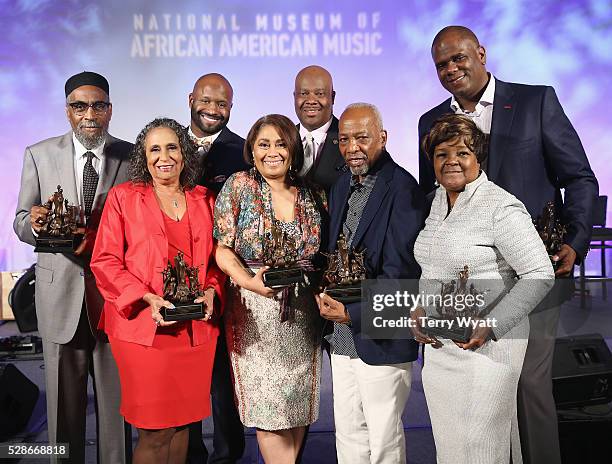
[91,182,226,346]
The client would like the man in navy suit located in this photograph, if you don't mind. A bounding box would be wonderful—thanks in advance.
[294,65,345,192]
[318,103,426,463]
[186,73,248,463]
[418,26,598,464]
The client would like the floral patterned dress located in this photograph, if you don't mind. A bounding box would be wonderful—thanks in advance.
[214,169,325,430]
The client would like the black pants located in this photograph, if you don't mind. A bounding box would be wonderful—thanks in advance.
[187,325,245,463]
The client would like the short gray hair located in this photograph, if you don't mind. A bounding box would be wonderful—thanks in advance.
[343,102,384,130]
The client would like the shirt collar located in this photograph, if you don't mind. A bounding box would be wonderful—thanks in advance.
[450,74,496,115]
[188,126,222,146]
[299,117,333,145]
[72,132,105,160]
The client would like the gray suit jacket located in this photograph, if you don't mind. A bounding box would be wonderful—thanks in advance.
[13,131,131,344]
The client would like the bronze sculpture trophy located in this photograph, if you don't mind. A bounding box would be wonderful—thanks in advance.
[422,265,487,343]
[261,221,309,289]
[34,185,82,253]
[160,251,205,321]
[322,234,367,304]
[533,201,567,270]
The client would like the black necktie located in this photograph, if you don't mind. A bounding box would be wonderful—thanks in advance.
[83,151,99,217]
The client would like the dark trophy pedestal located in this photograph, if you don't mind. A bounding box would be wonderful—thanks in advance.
[262,267,306,289]
[422,317,472,343]
[325,284,362,304]
[161,302,204,322]
[161,251,206,322]
[34,185,81,253]
[322,233,367,305]
[34,235,82,253]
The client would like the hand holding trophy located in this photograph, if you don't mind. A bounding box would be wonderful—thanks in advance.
[533,201,567,271]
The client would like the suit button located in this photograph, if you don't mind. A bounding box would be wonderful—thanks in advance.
[79,271,85,276]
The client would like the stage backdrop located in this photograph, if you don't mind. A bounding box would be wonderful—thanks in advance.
[1,0,610,271]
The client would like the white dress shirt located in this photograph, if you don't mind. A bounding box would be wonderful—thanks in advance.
[299,117,333,175]
[450,74,496,135]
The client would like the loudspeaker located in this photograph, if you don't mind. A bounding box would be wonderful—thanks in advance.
[0,363,39,438]
[7,264,37,333]
[558,407,612,464]
[552,334,612,408]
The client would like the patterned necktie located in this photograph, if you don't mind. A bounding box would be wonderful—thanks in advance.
[83,151,99,217]
[300,133,314,176]
[198,140,212,156]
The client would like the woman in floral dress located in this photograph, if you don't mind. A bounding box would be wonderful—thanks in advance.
[214,114,325,464]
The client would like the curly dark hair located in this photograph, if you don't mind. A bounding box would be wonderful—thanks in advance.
[129,118,199,189]
[421,113,488,164]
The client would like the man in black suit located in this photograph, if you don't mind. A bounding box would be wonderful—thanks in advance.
[418,26,598,464]
[186,73,248,463]
[294,65,345,192]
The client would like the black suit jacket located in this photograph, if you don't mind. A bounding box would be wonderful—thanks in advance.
[418,79,598,261]
[198,126,250,194]
[328,151,425,365]
[298,116,346,193]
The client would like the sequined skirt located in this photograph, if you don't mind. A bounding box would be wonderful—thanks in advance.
[225,282,323,430]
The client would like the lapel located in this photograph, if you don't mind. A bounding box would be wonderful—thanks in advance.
[53,132,79,207]
[134,183,166,235]
[92,134,123,211]
[350,152,392,248]
[312,116,342,174]
[488,80,516,182]
[185,187,209,267]
[329,173,351,249]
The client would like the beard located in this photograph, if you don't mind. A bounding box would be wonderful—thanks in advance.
[190,106,226,136]
[74,120,107,150]
[349,164,369,176]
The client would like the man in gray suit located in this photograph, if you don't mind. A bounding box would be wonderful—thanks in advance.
[13,72,131,463]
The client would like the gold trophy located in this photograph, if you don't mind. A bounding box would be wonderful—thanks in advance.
[322,234,367,304]
[160,251,205,321]
[34,185,82,253]
[533,201,567,270]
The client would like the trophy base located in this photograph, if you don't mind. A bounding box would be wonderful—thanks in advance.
[422,317,473,343]
[263,267,306,289]
[161,302,204,321]
[34,235,82,253]
[325,285,361,304]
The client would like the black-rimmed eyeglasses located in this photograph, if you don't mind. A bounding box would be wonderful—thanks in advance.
[68,101,111,115]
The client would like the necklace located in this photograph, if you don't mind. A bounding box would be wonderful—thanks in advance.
[154,186,183,209]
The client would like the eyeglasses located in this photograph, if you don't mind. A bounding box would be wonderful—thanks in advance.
[68,101,111,115]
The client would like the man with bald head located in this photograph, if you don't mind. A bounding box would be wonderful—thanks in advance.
[318,103,425,463]
[418,26,598,464]
[14,71,130,463]
[189,73,250,193]
[293,65,345,191]
[186,73,247,463]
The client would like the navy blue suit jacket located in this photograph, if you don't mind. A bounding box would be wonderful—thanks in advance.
[328,151,425,365]
[199,126,250,194]
[418,79,598,261]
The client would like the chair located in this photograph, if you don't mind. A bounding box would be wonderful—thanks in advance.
[578,196,612,307]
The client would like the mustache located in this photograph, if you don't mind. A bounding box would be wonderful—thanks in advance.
[78,120,102,129]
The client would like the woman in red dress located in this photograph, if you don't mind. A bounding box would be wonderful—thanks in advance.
[91,118,225,464]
